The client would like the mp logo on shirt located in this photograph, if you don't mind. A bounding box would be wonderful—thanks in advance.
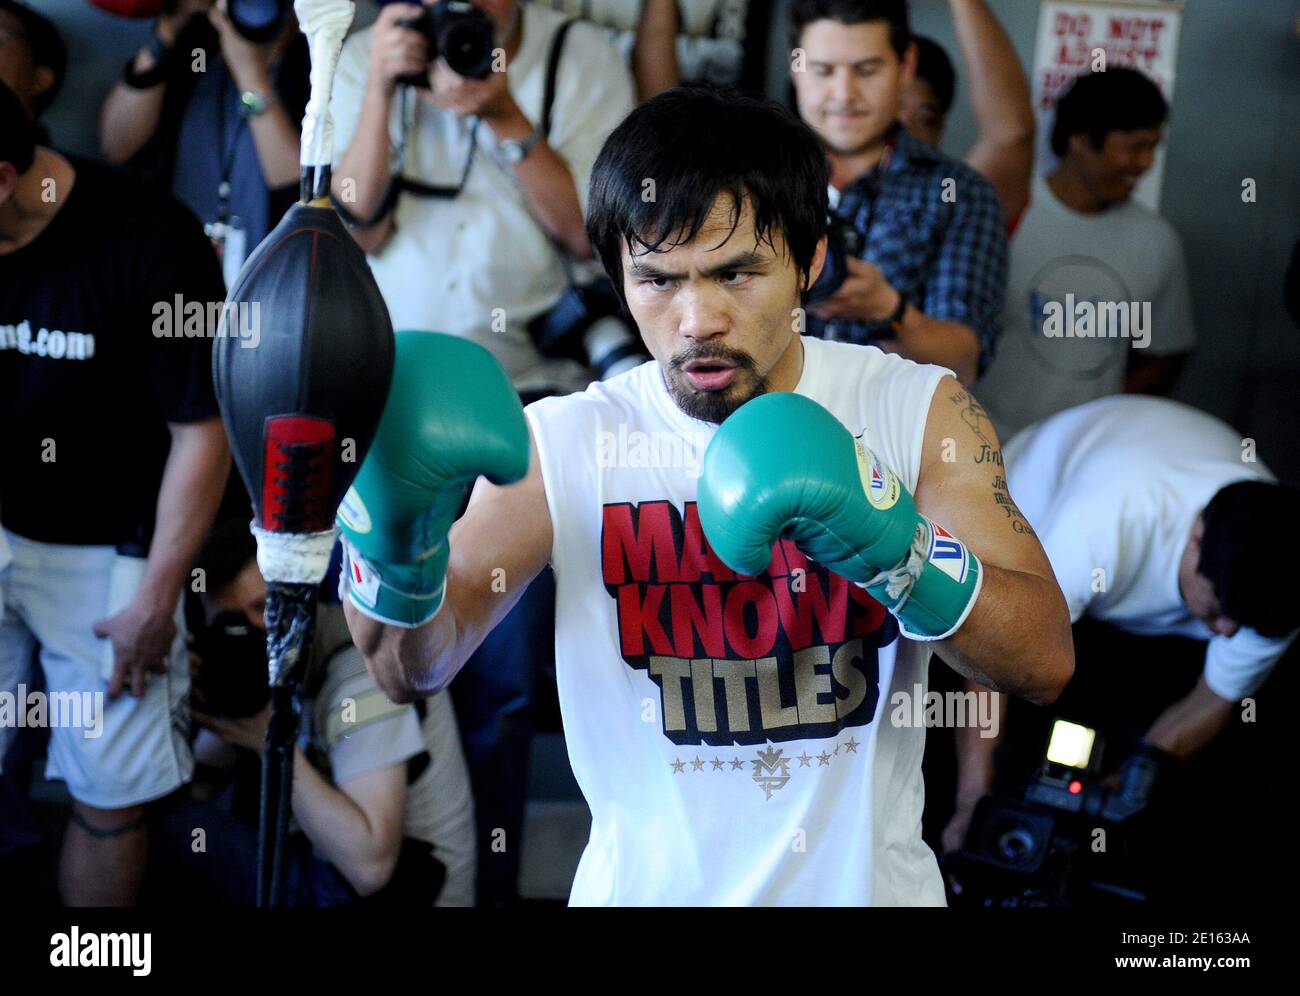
[602,499,898,747]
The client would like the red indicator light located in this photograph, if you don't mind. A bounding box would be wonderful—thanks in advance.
[1068,780,1083,794]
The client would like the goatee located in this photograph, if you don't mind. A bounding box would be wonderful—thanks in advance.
[665,343,767,424]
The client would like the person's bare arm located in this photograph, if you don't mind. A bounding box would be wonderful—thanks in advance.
[914,378,1074,704]
[198,700,408,894]
[890,305,981,385]
[943,677,1004,852]
[143,418,231,604]
[480,95,593,258]
[344,426,553,702]
[633,0,681,101]
[290,755,408,896]
[1143,674,1234,761]
[93,418,230,698]
[210,4,301,189]
[949,0,1035,222]
[809,258,982,384]
[332,78,401,243]
[332,3,425,250]
[99,4,202,164]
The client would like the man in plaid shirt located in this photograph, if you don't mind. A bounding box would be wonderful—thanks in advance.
[791,0,1007,386]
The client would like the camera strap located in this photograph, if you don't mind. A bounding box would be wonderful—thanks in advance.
[539,17,582,289]
[540,18,576,146]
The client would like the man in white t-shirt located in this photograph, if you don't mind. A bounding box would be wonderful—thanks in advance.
[975,68,1196,442]
[336,87,1073,906]
[941,396,1299,853]
[329,0,635,396]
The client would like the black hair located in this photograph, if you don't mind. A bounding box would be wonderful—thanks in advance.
[790,0,911,59]
[0,80,35,173]
[912,35,955,118]
[587,85,829,307]
[0,0,67,115]
[1050,67,1167,157]
[195,518,259,599]
[1198,480,1300,638]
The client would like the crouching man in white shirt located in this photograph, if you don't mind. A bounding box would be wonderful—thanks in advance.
[943,395,1300,853]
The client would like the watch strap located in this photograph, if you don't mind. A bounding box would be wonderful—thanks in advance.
[123,29,173,89]
[240,89,277,118]
[498,128,542,166]
[886,289,908,326]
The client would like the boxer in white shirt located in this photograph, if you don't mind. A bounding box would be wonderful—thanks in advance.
[337,87,1073,905]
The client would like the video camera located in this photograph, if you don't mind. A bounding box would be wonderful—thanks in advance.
[947,718,1176,907]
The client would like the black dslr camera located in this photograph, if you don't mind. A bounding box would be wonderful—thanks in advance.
[188,611,271,719]
[804,212,865,306]
[529,279,648,382]
[397,1,496,85]
[947,719,1175,907]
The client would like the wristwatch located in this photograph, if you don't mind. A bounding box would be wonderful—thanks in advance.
[496,128,542,168]
[239,89,277,118]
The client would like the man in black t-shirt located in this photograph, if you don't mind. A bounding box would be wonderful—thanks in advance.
[0,83,230,906]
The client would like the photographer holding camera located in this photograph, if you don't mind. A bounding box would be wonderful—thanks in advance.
[790,0,1007,386]
[151,521,476,906]
[330,0,635,395]
[329,0,634,905]
[99,0,309,288]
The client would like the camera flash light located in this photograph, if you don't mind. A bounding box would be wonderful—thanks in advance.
[1046,720,1096,769]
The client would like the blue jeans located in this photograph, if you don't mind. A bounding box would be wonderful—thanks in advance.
[149,793,356,907]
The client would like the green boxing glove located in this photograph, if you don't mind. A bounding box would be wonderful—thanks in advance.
[697,392,982,641]
[337,331,530,627]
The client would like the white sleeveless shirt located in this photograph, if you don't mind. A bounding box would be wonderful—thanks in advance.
[526,336,951,905]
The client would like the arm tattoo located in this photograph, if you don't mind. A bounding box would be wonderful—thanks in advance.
[949,389,1001,466]
[949,389,1035,536]
[992,473,1036,537]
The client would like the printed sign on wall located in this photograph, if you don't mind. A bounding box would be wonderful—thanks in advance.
[1033,0,1183,210]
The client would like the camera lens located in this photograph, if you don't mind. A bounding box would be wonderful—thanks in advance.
[439,16,495,79]
[997,827,1036,863]
[228,0,286,43]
